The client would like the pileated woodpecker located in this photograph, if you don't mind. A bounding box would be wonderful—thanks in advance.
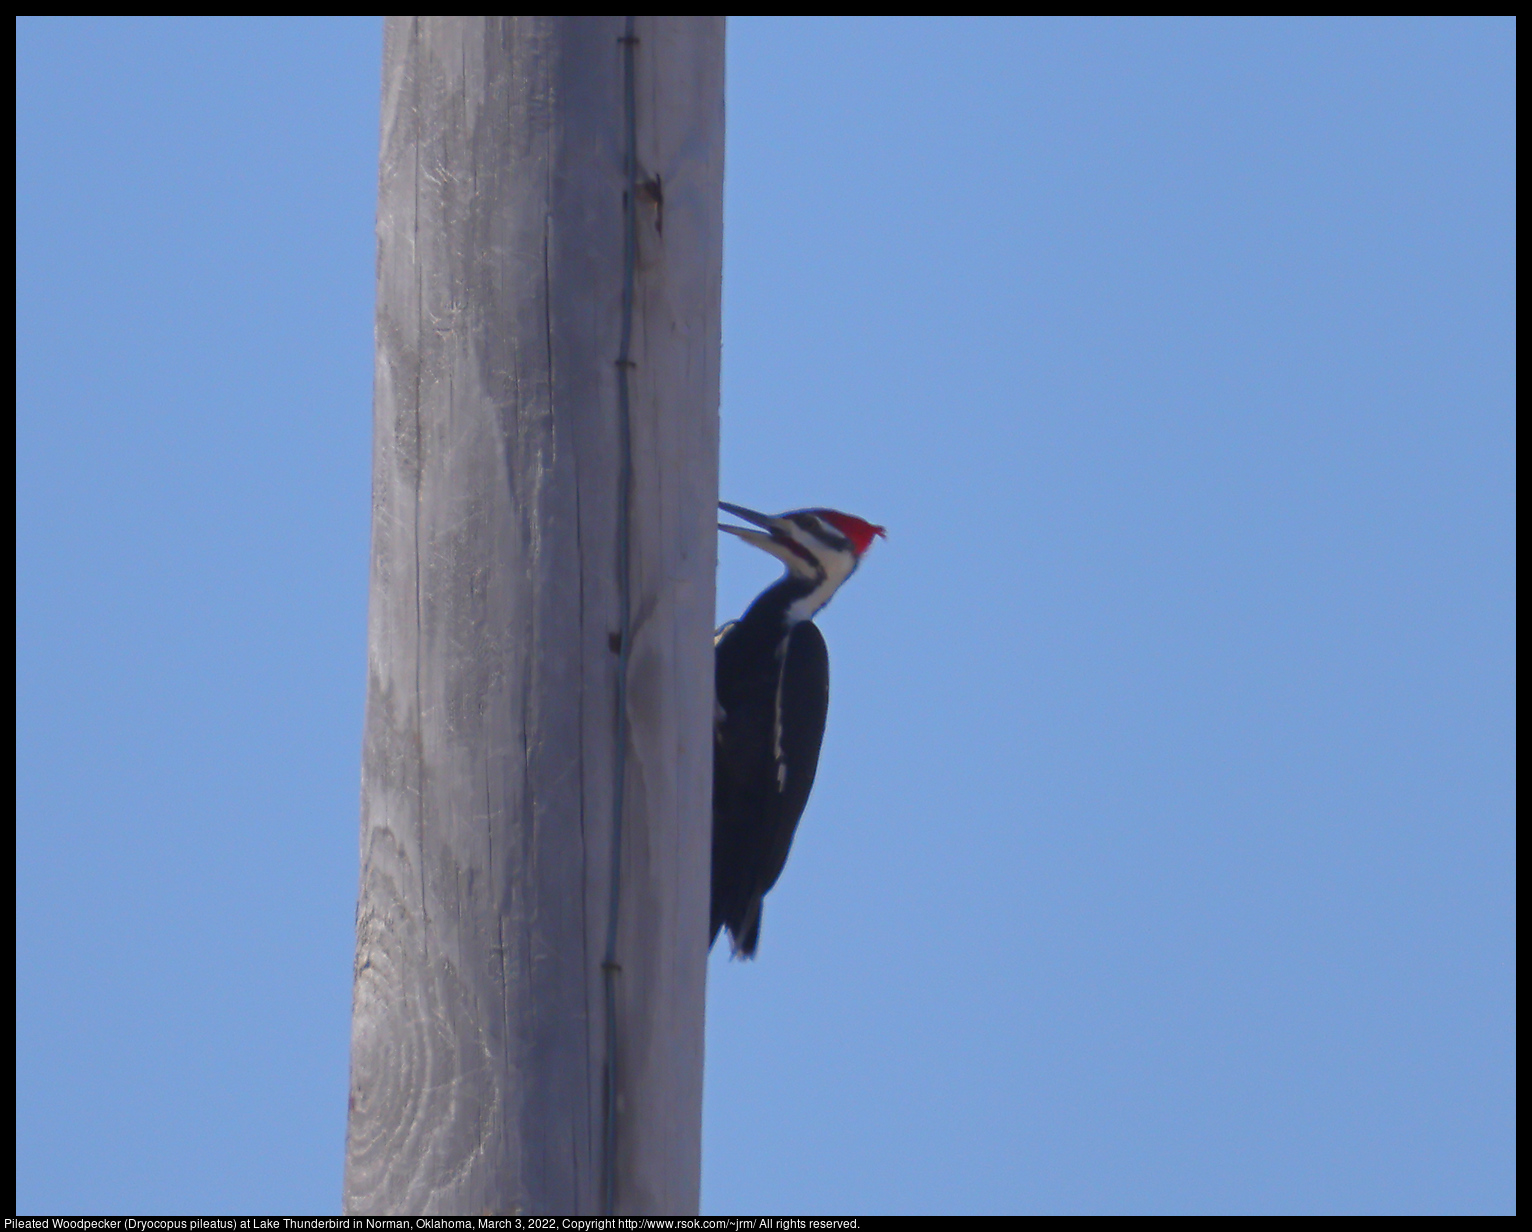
[711,501,885,958]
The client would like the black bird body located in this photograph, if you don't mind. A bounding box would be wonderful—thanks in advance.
[710,503,884,958]
[711,586,829,955]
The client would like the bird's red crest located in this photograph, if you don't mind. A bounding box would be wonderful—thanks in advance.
[816,510,886,558]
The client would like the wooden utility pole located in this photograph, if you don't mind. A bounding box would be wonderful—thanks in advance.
[344,17,723,1216]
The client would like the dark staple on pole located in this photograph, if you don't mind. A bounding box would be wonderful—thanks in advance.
[602,13,639,1218]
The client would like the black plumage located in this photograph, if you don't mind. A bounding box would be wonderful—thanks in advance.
[710,583,830,956]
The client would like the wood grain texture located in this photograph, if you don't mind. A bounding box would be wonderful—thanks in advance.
[344,17,723,1215]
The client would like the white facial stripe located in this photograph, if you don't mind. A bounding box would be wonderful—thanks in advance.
[778,525,823,579]
[772,640,787,788]
[801,514,851,552]
[785,548,857,623]
[783,520,851,571]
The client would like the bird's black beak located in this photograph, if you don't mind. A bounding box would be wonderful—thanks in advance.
[718,502,805,571]
[718,501,782,532]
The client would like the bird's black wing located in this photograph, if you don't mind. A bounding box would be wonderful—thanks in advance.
[711,618,760,947]
[757,619,830,897]
[710,616,830,956]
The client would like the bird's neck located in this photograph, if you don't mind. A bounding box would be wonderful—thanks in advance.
[740,570,841,632]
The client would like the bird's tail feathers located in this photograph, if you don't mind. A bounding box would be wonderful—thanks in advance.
[730,899,763,960]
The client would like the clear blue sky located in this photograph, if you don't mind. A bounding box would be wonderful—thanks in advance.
[16,17,1515,1216]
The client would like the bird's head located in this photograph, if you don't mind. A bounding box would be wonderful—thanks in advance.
[719,501,885,620]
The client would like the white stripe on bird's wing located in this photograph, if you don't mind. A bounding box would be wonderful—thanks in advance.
[772,637,788,792]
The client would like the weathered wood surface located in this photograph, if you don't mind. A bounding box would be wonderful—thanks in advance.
[344,17,723,1216]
